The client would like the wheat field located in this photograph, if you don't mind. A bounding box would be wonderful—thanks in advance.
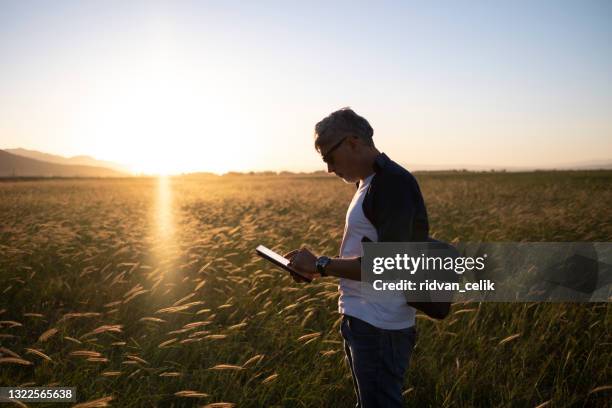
[0,171,610,407]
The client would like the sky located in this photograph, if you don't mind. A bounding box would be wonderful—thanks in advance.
[1,0,611,174]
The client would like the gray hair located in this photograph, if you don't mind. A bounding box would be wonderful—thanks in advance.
[314,107,374,152]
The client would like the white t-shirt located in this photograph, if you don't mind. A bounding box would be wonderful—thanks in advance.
[338,173,416,329]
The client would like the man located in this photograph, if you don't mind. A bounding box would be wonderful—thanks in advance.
[286,107,429,408]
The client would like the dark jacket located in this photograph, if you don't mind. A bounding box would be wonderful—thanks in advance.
[358,153,450,320]
[359,152,429,246]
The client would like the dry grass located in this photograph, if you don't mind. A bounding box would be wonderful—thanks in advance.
[0,172,610,407]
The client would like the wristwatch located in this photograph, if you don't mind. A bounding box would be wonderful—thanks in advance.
[315,256,332,277]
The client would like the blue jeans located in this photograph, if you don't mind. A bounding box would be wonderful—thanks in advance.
[340,314,417,408]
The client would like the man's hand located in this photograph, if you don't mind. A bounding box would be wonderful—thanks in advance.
[284,247,320,283]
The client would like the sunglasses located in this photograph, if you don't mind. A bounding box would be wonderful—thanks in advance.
[321,136,347,165]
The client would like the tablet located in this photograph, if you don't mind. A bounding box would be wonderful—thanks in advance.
[255,245,312,283]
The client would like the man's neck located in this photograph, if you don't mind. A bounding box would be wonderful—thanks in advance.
[358,148,381,182]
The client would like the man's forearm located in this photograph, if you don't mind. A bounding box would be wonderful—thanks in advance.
[325,257,362,281]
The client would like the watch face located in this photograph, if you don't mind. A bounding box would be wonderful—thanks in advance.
[317,256,330,275]
[317,256,330,267]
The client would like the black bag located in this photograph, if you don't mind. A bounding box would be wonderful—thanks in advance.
[406,238,459,320]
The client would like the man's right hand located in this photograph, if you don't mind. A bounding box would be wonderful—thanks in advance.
[284,249,312,283]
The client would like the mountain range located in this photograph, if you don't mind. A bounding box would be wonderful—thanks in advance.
[5,148,130,173]
[0,149,128,177]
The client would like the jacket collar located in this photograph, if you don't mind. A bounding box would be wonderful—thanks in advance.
[372,152,390,173]
[355,152,390,188]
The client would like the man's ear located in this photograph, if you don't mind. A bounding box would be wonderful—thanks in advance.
[347,135,363,152]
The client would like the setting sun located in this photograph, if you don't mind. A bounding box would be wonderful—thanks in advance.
[68,53,259,175]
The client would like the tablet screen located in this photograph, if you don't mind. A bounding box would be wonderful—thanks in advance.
[256,245,290,266]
